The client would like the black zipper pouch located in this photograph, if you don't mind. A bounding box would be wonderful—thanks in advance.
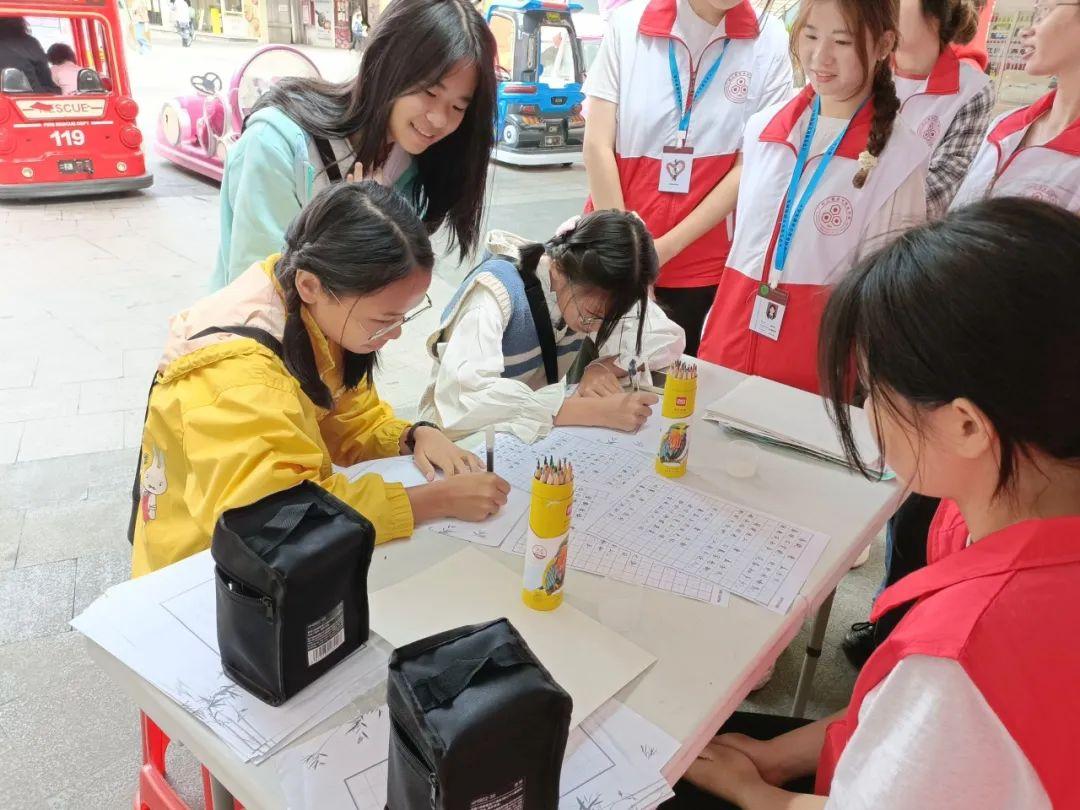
[387,618,572,810]
[211,480,375,706]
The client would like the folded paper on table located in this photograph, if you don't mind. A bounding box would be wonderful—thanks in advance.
[369,547,656,729]
[703,376,886,473]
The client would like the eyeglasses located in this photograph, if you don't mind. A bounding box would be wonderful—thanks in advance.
[328,290,433,341]
[567,281,604,327]
[1033,1,1079,24]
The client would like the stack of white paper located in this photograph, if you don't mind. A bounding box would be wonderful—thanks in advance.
[276,699,680,810]
[71,551,390,764]
[703,376,884,472]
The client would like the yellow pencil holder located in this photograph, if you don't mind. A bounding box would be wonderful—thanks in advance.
[655,376,697,479]
[521,479,574,611]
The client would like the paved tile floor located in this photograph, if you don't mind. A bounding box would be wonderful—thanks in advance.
[0,34,880,810]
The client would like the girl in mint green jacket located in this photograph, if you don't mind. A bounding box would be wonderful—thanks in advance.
[212,0,497,290]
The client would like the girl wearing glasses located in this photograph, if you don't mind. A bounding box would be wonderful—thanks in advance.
[212,0,497,289]
[419,210,686,443]
[131,183,509,576]
[951,0,1080,212]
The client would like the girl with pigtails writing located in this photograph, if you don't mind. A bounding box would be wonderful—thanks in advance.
[420,210,686,443]
[697,0,928,395]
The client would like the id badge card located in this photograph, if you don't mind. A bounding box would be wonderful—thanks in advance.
[749,284,789,341]
[658,145,694,194]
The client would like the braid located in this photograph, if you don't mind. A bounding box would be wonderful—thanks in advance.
[275,256,334,409]
[853,61,900,189]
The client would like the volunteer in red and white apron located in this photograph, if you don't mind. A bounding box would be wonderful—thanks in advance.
[668,198,1080,810]
[696,0,927,395]
[894,0,993,217]
[951,0,1080,213]
[582,0,793,356]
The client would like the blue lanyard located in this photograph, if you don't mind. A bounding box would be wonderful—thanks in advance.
[668,38,730,147]
[773,95,868,276]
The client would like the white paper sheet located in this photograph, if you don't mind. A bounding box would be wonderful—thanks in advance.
[71,551,389,763]
[557,408,666,458]
[277,700,679,810]
[492,432,650,493]
[503,529,729,607]
[583,476,829,614]
[428,486,531,548]
[369,548,655,729]
[344,450,533,549]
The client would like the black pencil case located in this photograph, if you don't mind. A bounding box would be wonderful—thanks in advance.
[386,618,572,810]
[211,480,375,706]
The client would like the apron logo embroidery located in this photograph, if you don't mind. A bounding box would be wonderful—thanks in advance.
[724,71,751,103]
[666,159,686,180]
[814,195,854,236]
[917,114,942,145]
[1027,184,1061,206]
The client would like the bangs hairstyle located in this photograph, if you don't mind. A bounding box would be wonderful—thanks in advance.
[818,198,1080,495]
[517,210,660,355]
[276,181,434,409]
[790,0,901,188]
[252,0,497,260]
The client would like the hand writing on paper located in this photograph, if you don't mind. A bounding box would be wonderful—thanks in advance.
[407,473,511,524]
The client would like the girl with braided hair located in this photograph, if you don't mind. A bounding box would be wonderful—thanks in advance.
[696,0,928,395]
[131,182,509,576]
[420,210,686,443]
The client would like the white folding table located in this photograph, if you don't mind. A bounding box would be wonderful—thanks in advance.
[85,361,900,808]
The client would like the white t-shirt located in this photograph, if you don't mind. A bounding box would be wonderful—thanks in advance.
[584,0,738,104]
[826,655,1050,809]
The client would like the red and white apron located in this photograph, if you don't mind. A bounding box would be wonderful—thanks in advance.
[586,0,791,288]
[896,45,990,150]
[817,513,1080,807]
[697,87,927,394]
[951,90,1080,213]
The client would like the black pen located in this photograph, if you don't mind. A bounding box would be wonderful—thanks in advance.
[485,426,495,472]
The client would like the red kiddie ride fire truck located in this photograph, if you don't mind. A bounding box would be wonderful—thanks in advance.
[0,0,152,199]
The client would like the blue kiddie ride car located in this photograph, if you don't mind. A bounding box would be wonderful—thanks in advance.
[486,0,586,167]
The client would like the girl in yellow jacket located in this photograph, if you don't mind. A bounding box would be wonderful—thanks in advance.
[130,182,509,576]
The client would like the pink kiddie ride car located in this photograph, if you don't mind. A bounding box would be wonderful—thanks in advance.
[155,45,321,182]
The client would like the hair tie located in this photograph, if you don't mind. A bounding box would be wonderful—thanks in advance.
[858,151,878,173]
[554,214,580,237]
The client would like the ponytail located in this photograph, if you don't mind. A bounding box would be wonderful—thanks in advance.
[924,0,980,45]
[277,254,335,409]
[853,60,900,189]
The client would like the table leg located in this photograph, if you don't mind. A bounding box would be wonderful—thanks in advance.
[791,589,836,717]
[209,772,236,810]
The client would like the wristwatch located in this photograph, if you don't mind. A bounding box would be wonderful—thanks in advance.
[404,421,440,451]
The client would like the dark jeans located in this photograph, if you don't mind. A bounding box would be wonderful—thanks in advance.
[873,493,941,646]
[661,712,816,809]
[654,285,719,358]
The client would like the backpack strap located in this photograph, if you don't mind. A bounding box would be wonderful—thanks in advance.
[127,326,286,545]
[511,258,559,386]
[312,136,344,184]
